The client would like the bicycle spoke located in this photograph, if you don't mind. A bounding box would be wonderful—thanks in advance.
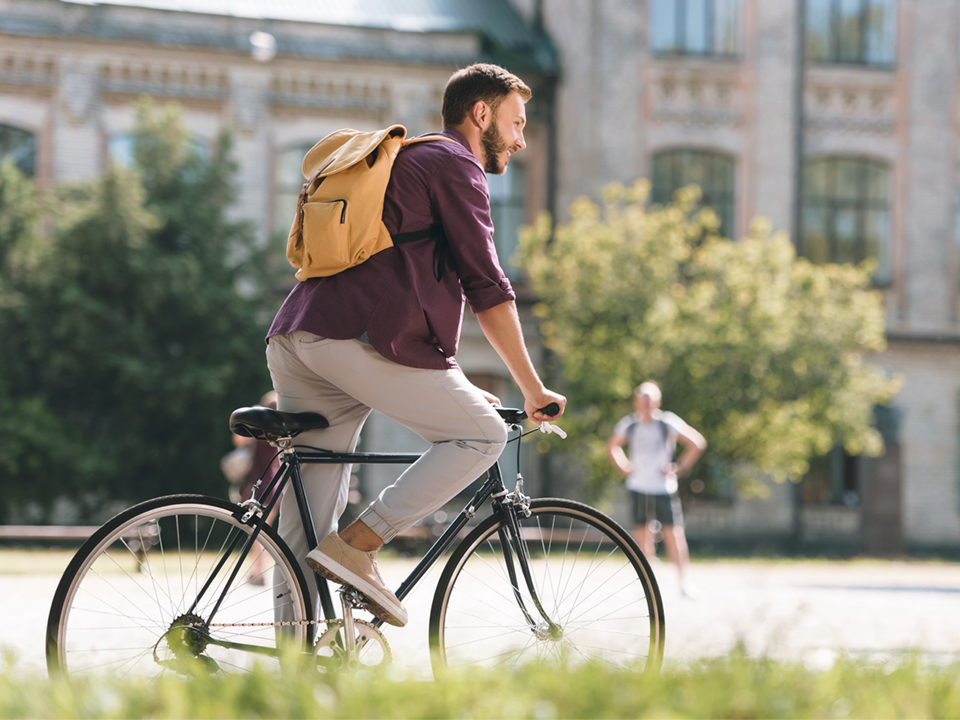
[49,497,309,679]
[432,501,663,674]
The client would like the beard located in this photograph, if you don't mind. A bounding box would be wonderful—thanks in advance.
[480,120,510,175]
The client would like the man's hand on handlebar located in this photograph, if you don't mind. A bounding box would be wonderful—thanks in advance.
[524,391,566,426]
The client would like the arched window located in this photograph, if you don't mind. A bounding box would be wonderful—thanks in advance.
[802,157,891,284]
[487,161,527,281]
[651,148,736,238]
[0,124,36,177]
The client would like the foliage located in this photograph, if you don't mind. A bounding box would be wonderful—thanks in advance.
[1,650,958,718]
[0,99,277,522]
[517,181,901,498]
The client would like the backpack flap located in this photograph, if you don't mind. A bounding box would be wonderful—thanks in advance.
[301,124,406,178]
[287,125,406,280]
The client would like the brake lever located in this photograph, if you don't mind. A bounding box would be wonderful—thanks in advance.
[538,421,567,439]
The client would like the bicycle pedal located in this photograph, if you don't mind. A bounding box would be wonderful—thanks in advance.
[337,586,369,610]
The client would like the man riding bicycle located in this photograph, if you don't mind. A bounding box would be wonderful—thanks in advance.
[265,63,565,628]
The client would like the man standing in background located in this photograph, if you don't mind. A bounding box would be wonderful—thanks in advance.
[606,381,706,597]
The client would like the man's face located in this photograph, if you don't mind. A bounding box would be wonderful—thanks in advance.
[481,91,526,175]
[632,391,661,415]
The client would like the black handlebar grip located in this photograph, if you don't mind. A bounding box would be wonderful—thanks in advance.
[539,402,560,416]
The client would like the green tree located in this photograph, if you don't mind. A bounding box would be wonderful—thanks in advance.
[517,181,901,499]
[0,99,275,522]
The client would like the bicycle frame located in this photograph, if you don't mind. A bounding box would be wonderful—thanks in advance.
[191,427,560,658]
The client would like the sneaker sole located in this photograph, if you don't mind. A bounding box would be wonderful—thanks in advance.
[305,549,408,627]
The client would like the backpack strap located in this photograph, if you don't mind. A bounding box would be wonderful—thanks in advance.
[401,134,461,148]
[658,418,669,447]
[626,417,672,457]
[392,225,444,245]
[391,224,450,281]
[390,135,459,281]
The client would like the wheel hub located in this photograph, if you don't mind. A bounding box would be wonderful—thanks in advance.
[166,613,209,659]
[534,622,564,642]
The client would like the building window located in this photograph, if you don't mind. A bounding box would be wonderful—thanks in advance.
[802,157,891,284]
[685,457,735,503]
[806,0,896,67]
[650,0,741,57]
[651,148,736,238]
[0,124,36,177]
[801,446,860,506]
[487,162,527,281]
[109,133,210,170]
[274,144,314,236]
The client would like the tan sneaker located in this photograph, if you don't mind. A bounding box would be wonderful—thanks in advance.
[305,533,408,627]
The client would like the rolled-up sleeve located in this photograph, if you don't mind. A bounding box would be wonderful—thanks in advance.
[431,156,515,314]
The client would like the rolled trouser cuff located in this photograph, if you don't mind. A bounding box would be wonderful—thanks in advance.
[356,509,399,544]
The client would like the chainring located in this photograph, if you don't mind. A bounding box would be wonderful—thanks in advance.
[312,619,392,673]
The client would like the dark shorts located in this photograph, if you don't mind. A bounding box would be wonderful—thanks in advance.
[631,492,684,528]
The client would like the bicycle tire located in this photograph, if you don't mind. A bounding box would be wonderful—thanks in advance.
[46,494,312,679]
[429,498,665,674]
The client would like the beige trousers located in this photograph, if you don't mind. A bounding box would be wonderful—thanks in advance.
[265,332,507,611]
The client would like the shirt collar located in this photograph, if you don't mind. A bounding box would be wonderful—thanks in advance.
[439,127,472,154]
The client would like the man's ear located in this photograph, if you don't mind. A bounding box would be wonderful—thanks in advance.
[470,100,491,130]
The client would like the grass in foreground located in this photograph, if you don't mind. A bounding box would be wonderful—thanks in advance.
[2,650,960,719]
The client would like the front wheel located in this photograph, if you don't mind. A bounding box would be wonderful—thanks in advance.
[429,499,665,674]
[46,495,312,679]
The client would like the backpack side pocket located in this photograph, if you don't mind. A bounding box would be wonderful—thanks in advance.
[300,199,349,277]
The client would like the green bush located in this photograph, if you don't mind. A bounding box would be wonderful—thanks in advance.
[2,651,959,719]
[517,182,901,499]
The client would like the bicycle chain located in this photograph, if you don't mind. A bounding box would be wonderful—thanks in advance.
[208,619,334,628]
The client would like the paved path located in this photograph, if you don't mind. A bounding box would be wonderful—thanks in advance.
[5,552,959,678]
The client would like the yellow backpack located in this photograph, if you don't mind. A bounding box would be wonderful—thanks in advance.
[286,125,458,281]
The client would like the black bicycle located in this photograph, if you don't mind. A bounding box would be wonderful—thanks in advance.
[47,405,665,678]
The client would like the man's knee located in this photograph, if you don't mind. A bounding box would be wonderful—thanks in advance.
[471,408,509,456]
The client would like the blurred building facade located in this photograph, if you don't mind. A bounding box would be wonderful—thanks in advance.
[533,0,958,554]
[2,0,959,552]
[0,0,559,525]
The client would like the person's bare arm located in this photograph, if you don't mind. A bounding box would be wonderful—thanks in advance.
[605,432,632,478]
[474,301,565,423]
[670,427,707,476]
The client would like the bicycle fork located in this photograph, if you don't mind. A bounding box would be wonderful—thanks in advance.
[496,494,564,641]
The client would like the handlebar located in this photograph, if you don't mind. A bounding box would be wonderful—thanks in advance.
[494,403,561,425]
[536,402,561,417]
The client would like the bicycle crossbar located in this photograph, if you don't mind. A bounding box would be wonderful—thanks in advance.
[295,450,421,464]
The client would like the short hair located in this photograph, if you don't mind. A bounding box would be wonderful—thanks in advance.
[634,381,662,402]
[442,63,532,127]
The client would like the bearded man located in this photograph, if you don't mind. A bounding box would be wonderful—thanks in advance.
[264,63,565,627]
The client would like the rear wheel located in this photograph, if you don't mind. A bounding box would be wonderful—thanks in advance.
[430,499,664,674]
[46,495,312,679]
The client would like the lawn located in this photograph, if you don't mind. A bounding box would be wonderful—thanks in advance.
[1,650,959,719]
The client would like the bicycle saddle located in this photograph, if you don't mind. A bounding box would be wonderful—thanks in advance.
[229,406,329,440]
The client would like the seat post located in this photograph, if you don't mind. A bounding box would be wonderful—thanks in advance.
[287,451,338,621]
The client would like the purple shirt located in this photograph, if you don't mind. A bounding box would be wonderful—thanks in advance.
[267,129,515,370]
